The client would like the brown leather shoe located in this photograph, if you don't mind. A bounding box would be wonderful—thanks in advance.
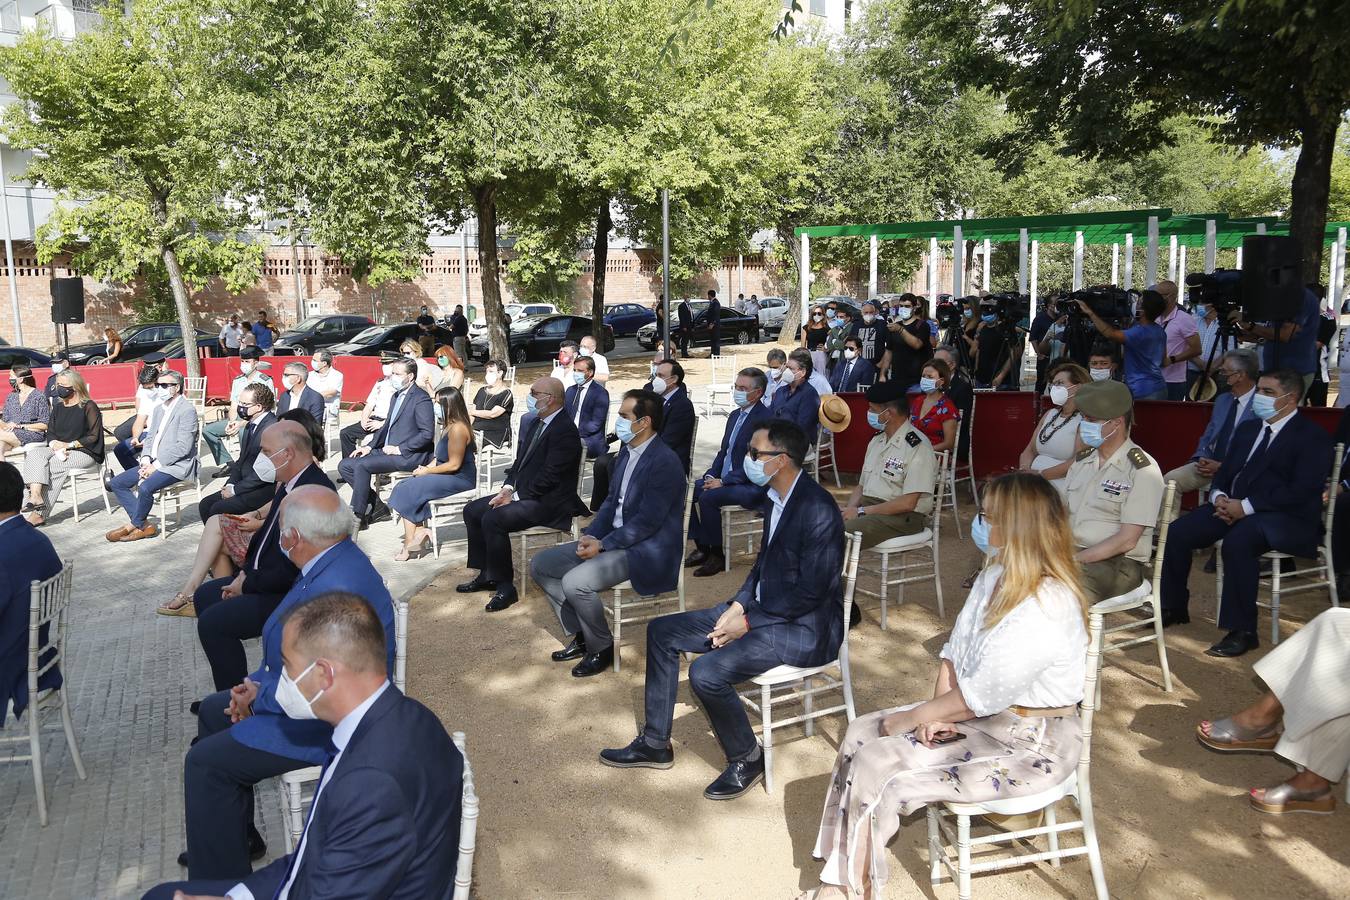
[119,523,159,542]
[105,524,133,542]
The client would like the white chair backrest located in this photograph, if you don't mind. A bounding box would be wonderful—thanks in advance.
[394,596,409,693]
[1078,611,1106,782]
[29,562,74,693]
[930,449,949,535]
[505,365,517,388]
[837,532,863,665]
[1149,481,1179,593]
[451,730,479,900]
[575,440,588,496]
[1325,443,1345,538]
[185,376,208,409]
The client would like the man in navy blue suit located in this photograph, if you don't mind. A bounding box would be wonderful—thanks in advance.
[275,361,327,421]
[829,335,877,393]
[590,357,696,509]
[531,389,685,676]
[601,420,845,800]
[1162,348,1259,495]
[686,367,771,576]
[564,355,609,458]
[337,358,435,527]
[144,591,458,900]
[1160,369,1334,658]
[174,485,396,880]
[0,462,63,724]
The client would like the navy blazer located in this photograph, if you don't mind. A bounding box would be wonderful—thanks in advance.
[731,474,845,667]
[278,385,326,422]
[565,380,610,458]
[770,381,821,447]
[242,687,461,899]
[241,463,336,597]
[234,538,396,764]
[1190,389,1258,461]
[505,412,586,525]
[371,385,436,465]
[1211,414,1333,553]
[586,438,686,596]
[705,400,771,486]
[659,385,696,474]
[0,516,62,721]
[830,357,876,393]
[226,412,277,496]
[677,302,693,329]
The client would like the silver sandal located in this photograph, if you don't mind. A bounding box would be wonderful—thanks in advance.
[1196,716,1280,753]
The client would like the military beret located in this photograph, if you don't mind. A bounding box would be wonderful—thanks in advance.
[1074,379,1133,419]
[865,381,905,405]
[239,346,262,360]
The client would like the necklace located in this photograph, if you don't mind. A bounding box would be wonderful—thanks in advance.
[1039,407,1078,445]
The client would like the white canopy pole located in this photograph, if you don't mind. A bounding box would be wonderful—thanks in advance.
[0,150,19,346]
[1124,232,1135,289]
[928,237,938,302]
[1030,240,1039,300]
[1236,245,1244,269]
[1167,235,1178,282]
[1017,228,1028,295]
[1179,245,1188,300]
[1145,216,1159,287]
[1204,219,1217,273]
[1334,227,1347,312]
[1110,243,1119,286]
[800,234,810,327]
[868,235,878,299]
[737,253,744,297]
[1257,222,1268,235]
[982,238,991,291]
[952,226,965,299]
[1072,231,1084,291]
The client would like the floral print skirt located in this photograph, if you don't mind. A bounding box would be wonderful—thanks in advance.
[811,702,1082,897]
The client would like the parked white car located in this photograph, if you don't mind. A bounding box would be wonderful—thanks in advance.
[468,302,559,339]
[756,295,790,329]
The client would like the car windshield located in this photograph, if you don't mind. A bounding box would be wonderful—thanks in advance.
[290,317,325,332]
[349,325,388,345]
[157,339,185,356]
[509,315,551,334]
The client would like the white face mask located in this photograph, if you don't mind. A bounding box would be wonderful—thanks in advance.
[781,367,797,385]
[650,376,668,395]
[863,314,876,324]
[1049,384,1070,407]
[50,362,65,374]
[381,363,393,378]
[485,370,499,385]
[579,347,593,357]
[283,374,298,389]
[1089,367,1111,382]
[843,348,857,360]
[253,448,284,483]
[310,359,323,371]
[241,361,255,374]
[276,659,325,720]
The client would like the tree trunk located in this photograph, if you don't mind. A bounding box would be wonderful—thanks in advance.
[473,183,509,362]
[776,222,803,344]
[591,197,611,341]
[1290,114,1340,283]
[148,189,200,378]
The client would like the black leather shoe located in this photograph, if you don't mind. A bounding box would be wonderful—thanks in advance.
[1160,609,1190,628]
[189,700,201,715]
[551,635,587,662]
[456,576,497,594]
[599,736,674,769]
[703,754,765,800]
[102,469,114,491]
[571,647,613,677]
[366,500,393,525]
[684,548,708,568]
[848,603,862,630]
[484,590,518,612]
[1202,550,1217,574]
[208,466,231,480]
[177,830,265,867]
[692,553,725,577]
[1206,630,1259,658]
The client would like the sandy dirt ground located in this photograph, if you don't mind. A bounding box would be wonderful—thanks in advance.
[406,349,1350,899]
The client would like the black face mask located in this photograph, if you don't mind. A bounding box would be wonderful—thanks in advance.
[55,386,75,400]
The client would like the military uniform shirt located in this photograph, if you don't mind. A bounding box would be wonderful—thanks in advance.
[859,420,937,516]
[1065,439,1164,564]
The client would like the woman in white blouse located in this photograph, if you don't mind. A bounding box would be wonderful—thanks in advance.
[1018,362,1088,492]
[800,472,1089,899]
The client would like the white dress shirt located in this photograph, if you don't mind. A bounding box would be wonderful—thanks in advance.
[582,351,609,380]
[146,395,183,462]
[307,367,344,421]
[1212,409,1295,516]
[754,471,802,605]
[808,370,834,397]
[612,434,652,528]
[571,380,591,427]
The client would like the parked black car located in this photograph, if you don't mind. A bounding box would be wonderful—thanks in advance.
[637,301,760,350]
[147,334,223,360]
[0,346,53,370]
[470,314,616,365]
[272,314,376,355]
[327,321,457,357]
[64,322,216,365]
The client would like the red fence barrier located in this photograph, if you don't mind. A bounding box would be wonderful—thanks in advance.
[162,355,389,406]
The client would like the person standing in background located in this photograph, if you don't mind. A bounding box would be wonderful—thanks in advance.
[1155,281,1201,401]
[1306,292,1336,407]
[706,289,722,357]
[449,303,470,363]
[218,314,245,356]
[251,310,276,352]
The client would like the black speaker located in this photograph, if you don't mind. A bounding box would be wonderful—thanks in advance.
[1241,235,1304,321]
[50,277,85,325]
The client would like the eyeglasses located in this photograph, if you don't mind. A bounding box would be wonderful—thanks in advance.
[746,448,786,461]
[156,382,177,389]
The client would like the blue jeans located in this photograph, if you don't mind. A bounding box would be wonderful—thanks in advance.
[110,466,181,528]
[642,604,785,763]
[113,433,146,471]
[688,480,764,549]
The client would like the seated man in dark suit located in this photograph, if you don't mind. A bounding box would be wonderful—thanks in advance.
[686,367,771,576]
[770,351,821,447]
[531,389,685,677]
[460,376,585,612]
[0,462,63,722]
[565,355,609,458]
[590,357,696,509]
[1329,407,1350,595]
[172,487,395,881]
[829,336,877,393]
[1161,369,1334,658]
[600,421,845,800]
[1162,348,1259,495]
[275,361,326,421]
[337,357,435,527]
[194,422,334,691]
[198,382,278,521]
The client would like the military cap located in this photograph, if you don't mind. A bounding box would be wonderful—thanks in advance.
[1074,379,1133,419]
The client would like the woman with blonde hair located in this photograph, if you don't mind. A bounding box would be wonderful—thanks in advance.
[21,369,104,525]
[800,472,1089,899]
[400,337,441,395]
[433,343,466,391]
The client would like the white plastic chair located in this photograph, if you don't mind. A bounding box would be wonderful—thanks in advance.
[184,376,208,410]
[855,450,948,628]
[701,355,736,417]
[926,611,1109,900]
[513,440,588,596]
[812,425,841,488]
[736,532,861,794]
[1,563,86,826]
[157,439,205,540]
[720,505,763,571]
[1215,443,1343,644]
[954,392,979,505]
[62,466,112,522]
[451,730,480,900]
[605,480,695,671]
[940,446,964,540]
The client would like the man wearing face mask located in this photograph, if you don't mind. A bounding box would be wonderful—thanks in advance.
[853,301,890,372]
[686,368,772,576]
[460,377,586,611]
[884,293,934,390]
[339,351,400,459]
[42,352,69,402]
[203,347,274,478]
[1162,349,1260,497]
[840,382,937,554]
[1159,369,1333,658]
[531,390,684,676]
[1062,379,1165,605]
[198,383,278,521]
[763,348,788,406]
[593,358,695,510]
[550,341,580,384]
[338,358,436,527]
[824,306,857,373]
[578,334,610,384]
[565,356,609,458]
[106,370,200,542]
[830,336,876,393]
[306,349,344,423]
[771,352,822,448]
[276,361,326,421]
[172,487,393,882]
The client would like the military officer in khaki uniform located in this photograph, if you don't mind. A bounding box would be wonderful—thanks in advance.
[1064,379,1166,602]
[840,383,938,548]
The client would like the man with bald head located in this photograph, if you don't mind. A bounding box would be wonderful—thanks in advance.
[193,421,334,693]
[460,376,586,611]
[173,486,395,881]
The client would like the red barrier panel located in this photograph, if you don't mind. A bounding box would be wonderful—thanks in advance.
[1129,400,1212,477]
[970,392,1040,478]
[6,362,146,407]
[164,354,389,406]
[830,392,873,473]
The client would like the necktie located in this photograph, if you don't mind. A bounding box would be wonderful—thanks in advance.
[381,391,406,449]
[721,411,745,478]
[1212,398,1239,458]
[252,482,289,570]
[521,418,545,461]
[1232,426,1272,499]
[276,741,340,899]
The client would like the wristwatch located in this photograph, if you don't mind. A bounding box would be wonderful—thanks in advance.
[856,507,867,517]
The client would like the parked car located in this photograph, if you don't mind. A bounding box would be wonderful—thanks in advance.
[272,314,376,355]
[602,302,656,336]
[470,314,615,365]
[0,346,53,370]
[467,302,559,339]
[64,322,216,365]
[147,334,222,360]
[636,301,760,351]
[327,321,457,357]
[756,296,790,329]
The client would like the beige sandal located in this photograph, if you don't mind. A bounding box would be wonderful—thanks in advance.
[157,592,196,618]
[1197,717,1280,753]
[1250,782,1335,815]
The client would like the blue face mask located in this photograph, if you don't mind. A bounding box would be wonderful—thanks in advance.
[919,377,938,393]
[867,410,885,431]
[732,389,750,408]
[615,417,639,443]
[1194,303,1208,318]
[572,372,586,386]
[1251,392,1283,420]
[1079,419,1113,448]
[743,454,774,486]
[963,309,974,319]
[981,313,996,324]
[826,317,838,328]
[526,393,538,414]
[971,514,997,556]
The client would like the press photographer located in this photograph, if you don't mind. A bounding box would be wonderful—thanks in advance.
[971,293,1028,391]
[1074,288,1167,400]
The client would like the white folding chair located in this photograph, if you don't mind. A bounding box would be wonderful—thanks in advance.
[505,365,517,389]
[605,480,695,672]
[926,611,1109,900]
[855,450,948,628]
[1215,443,1344,644]
[513,440,588,596]
[720,505,764,571]
[953,392,979,505]
[703,354,734,417]
[451,731,480,900]
[157,466,204,539]
[62,466,113,522]
[1,563,86,826]
[940,447,964,540]
[184,376,208,410]
[737,532,862,793]
[813,425,841,488]
[1091,480,1176,695]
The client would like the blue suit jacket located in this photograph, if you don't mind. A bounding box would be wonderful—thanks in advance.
[585,438,686,596]
[243,687,462,900]
[705,400,771,486]
[732,474,844,667]
[278,385,326,422]
[660,384,697,474]
[0,516,62,721]
[234,539,396,764]
[371,385,436,466]
[1190,389,1258,461]
[565,380,610,457]
[830,357,876,393]
[1212,414,1333,554]
[770,381,821,447]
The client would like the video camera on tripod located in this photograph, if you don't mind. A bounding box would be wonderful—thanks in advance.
[1057,286,1137,365]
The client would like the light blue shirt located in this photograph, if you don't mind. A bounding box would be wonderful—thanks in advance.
[755,471,802,606]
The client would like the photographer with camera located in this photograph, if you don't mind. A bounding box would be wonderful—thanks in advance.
[1029,296,1068,395]
[1190,297,1232,398]
[1232,283,1321,400]
[971,297,1026,391]
[948,296,980,373]
[884,295,933,390]
[1155,281,1202,401]
[1075,289,1167,401]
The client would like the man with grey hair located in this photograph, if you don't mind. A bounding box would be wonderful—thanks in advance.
[1164,348,1261,495]
[307,348,345,423]
[277,360,326,420]
[763,347,788,406]
[106,367,199,542]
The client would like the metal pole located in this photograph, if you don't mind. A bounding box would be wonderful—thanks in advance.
[1030,240,1039,300]
[1335,227,1347,311]
[661,190,671,353]
[800,232,810,333]
[868,235,878,299]
[981,238,991,291]
[0,148,21,346]
[1110,243,1119,286]
[1017,228,1028,295]
[737,252,744,298]
[1179,244,1188,292]
[1236,246,1244,270]
[1145,216,1159,287]
[952,226,964,299]
[1204,219,1217,273]
[1072,231,1084,291]
[1167,235,1178,283]
[928,237,938,302]
[1124,232,1134,289]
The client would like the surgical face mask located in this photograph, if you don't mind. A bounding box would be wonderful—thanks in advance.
[863,314,876,324]
[55,385,74,400]
[1089,366,1112,382]
[579,347,593,357]
[405,351,418,360]
[844,348,857,361]
[381,363,393,378]
[154,386,172,402]
[732,389,751,408]
[971,514,996,556]
[283,374,298,390]
[780,367,797,385]
[253,448,284,483]
[276,660,325,721]
[919,377,938,393]
[526,393,539,414]
[963,309,974,319]
[434,402,445,424]
[50,362,66,374]
[1049,384,1070,407]
[867,409,886,430]
[437,355,450,368]
[311,359,323,372]
[616,417,643,443]
[389,373,410,390]
[485,370,499,386]
[898,307,914,320]
[1194,303,1208,318]
[1252,392,1285,421]
[572,371,586,386]
[1078,420,1114,448]
[742,453,777,486]
[812,314,823,323]
[981,313,996,324]
[650,376,668,395]
[826,317,838,328]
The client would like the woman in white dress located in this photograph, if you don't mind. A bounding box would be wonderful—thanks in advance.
[800,472,1089,899]
[1018,362,1088,492]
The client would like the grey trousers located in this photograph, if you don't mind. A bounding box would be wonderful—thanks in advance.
[529,541,628,652]
[22,444,97,511]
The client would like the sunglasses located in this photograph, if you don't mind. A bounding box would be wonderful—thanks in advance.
[156,382,177,389]
[746,448,786,461]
